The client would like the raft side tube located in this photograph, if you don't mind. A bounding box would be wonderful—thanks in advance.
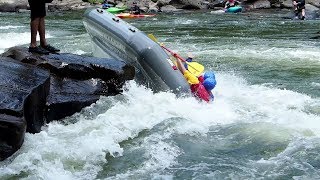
[83,8,190,95]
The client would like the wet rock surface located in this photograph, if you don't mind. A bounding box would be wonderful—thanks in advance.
[0,46,135,161]
[46,76,108,122]
[0,57,50,133]
[0,57,49,160]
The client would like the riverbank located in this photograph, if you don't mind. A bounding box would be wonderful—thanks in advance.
[0,0,319,14]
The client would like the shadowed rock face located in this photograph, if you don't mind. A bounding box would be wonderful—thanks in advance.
[46,76,109,122]
[2,47,135,125]
[3,47,135,88]
[0,57,50,160]
[0,46,135,161]
[0,57,50,133]
[41,53,135,87]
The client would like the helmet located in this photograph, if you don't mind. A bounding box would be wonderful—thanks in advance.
[203,78,216,91]
[203,71,216,80]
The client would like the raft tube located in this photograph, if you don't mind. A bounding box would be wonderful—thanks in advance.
[83,8,190,95]
[225,6,242,13]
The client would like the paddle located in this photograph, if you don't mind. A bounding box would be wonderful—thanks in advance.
[148,34,205,76]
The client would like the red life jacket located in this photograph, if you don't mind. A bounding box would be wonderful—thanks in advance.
[190,83,210,102]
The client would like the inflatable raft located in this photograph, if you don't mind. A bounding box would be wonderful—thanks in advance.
[83,8,190,95]
[116,13,156,19]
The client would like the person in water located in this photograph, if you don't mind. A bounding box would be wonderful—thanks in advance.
[28,0,60,54]
[293,0,306,20]
[174,53,216,102]
[129,2,141,15]
[224,0,240,9]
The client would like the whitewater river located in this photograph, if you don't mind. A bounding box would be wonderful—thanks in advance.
[0,9,320,179]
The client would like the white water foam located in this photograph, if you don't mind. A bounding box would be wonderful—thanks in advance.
[254,136,320,179]
[0,73,319,179]
[0,25,24,30]
[311,82,320,88]
[169,42,320,64]
[0,32,53,53]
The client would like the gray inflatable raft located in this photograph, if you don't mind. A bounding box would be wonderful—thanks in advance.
[83,8,190,95]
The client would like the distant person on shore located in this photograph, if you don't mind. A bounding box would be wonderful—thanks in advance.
[28,0,60,55]
[173,53,216,102]
[102,0,114,9]
[293,0,306,20]
[129,2,141,15]
[224,0,240,9]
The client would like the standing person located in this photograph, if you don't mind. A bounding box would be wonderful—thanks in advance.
[224,0,240,9]
[28,0,60,54]
[293,0,306,20]
[129,2,141,15]
[174,53,216,102]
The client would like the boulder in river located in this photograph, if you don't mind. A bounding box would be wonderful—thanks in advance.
[0,56,50,160]
[0,57,50,133]
[0,46,135,161]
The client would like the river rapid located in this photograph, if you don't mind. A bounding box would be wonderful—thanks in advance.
[0,10,320,180]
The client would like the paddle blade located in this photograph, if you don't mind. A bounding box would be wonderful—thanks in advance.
[148,34,158,42]
[187,62,205,76]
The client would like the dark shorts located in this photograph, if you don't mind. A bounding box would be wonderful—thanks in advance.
[28,0,46,19]
[295,6,305,14]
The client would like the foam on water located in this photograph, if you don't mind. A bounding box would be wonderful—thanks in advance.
[254,136,320,179]
[1,70,319,179]
[0,32,30,52]
[312,82,320,88]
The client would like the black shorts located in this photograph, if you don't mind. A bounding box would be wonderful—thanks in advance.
[28,0,46,19]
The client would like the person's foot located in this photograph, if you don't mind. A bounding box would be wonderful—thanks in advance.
[42,44,60,53]
[301,16,305,20]
[28,46,50,55]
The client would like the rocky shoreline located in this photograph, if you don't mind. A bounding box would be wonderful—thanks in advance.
[0,0,319,14]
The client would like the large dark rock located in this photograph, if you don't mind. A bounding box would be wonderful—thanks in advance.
[0,57,50,133]
[2,46,135,122]
[41,53,135,87]
[0,56,50,160]
[0,46,135,161]
[2,47,135,124]
[46,76,109,122]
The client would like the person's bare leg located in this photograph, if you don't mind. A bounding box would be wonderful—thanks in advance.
[30,17,40,48]
[302,9,305,19]
[38,17,47,47]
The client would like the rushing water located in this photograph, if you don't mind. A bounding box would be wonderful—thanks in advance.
[0,9,320,180]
